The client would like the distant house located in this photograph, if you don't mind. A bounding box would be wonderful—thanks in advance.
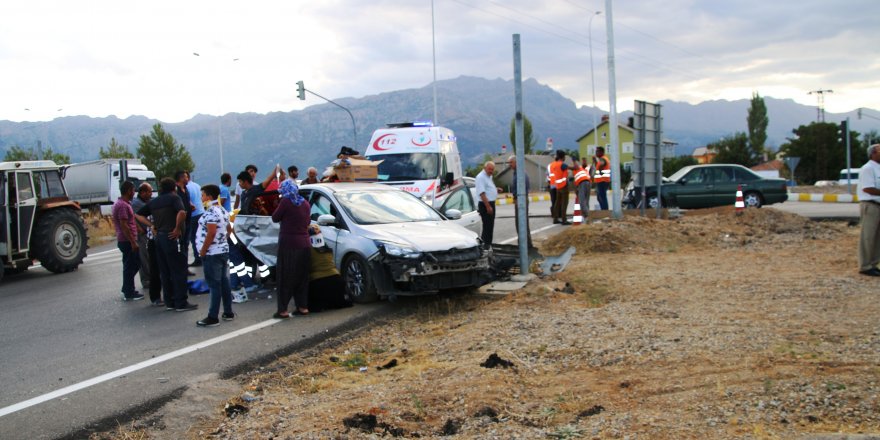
[691,146,717,164]
[575,115,636,170]
[750,159,784,179]
[491,153,555,192]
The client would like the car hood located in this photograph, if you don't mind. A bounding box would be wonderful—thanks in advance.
[361,221,479,251]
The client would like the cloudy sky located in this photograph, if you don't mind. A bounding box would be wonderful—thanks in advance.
[1,0,877,123]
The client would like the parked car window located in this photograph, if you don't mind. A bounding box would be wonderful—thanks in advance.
[335,190,443,225]
[710,167,735,183]
[441,186,476,214]
[734,167,760,181]
[683,168,708,184]
[309,193,338,221]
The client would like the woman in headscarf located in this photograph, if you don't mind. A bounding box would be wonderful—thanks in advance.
[271,179,311,318]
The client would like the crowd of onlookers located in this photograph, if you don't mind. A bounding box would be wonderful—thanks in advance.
[111,161,353,328]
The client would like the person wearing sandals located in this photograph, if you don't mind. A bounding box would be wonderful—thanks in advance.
[195,185,235,327]
[271,178,312,318]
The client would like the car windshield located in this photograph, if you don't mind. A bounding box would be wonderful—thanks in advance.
[369,153,439,181]
[334,190,444,225]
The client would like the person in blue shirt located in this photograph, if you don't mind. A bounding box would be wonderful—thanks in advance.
[186,172,204,267]
[219,173,232,212]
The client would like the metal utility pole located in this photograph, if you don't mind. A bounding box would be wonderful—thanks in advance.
[431,0,438,125]
[588,11,602,150]
[808,89,833,122]
[512,34,529,275]
[604,0,622,219]
[297,82,358,148]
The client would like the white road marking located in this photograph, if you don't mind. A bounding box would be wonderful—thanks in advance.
[0,318,282,418]
[499,223,558,245]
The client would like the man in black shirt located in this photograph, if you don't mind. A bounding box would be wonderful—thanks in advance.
[136,177,198,312]
[237,166,284,215]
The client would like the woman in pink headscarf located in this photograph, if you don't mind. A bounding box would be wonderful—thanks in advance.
[271,179,311,318]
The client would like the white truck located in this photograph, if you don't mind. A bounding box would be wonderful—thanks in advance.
[61,159,157,215]
[364,122,465,208]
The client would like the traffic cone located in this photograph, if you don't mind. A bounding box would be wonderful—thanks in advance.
[572,194,583,225]
[734,184,745,215]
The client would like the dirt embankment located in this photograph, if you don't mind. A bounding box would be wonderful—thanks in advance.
[95,207,880,439]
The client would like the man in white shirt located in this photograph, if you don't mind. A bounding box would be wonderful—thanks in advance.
[475,161,501,250]
[857,144,880,276]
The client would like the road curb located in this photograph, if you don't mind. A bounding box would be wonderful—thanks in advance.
[788,192,860,203]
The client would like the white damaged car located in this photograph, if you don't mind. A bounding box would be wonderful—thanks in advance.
[234,183,489,303]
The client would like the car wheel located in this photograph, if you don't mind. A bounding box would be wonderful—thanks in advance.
[342,254,378,303]
[743,191,763,208]
[646,195,663,209]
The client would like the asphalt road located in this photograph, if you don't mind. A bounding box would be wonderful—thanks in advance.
[0,198,850,439]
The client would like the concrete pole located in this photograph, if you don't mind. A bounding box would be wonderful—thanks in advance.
[604,0,622,219]
[512,34,529,274]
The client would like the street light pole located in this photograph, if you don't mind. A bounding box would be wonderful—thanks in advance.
[193,52,238,175]
[588,10,602,152]
[431,0,438,125]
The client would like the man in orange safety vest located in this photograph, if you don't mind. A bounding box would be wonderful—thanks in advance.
[549,150,570,224]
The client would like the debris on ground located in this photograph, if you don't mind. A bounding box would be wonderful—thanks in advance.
[479,353,515,369]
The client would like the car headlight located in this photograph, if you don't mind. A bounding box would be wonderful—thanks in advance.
[377,241,422,259]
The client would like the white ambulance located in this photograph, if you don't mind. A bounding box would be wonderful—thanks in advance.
[364,122,464,208]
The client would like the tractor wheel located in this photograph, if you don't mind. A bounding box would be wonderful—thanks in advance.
[32,208,88,273]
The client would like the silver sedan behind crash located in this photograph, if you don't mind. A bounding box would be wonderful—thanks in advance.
[234,183,489,303]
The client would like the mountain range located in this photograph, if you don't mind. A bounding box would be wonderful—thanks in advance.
[0,76,876,181]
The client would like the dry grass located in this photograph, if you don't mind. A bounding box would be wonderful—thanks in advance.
[84,213,117,248]
[97,208,880,439]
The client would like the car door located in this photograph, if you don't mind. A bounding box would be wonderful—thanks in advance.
[709,166,738,206]
[307,190,348,267]
[439,186,481,234]
[675,168,714,208]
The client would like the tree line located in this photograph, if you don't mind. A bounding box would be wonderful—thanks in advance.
[3,123,195,180]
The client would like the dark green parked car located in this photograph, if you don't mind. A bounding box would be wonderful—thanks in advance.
[623,164,788,209]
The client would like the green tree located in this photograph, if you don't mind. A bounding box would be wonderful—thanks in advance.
[747,92,768,155]
[99,137,134,159]
[710,132,762,167]
[4,145,70,164]
[465,153,494,178]
[779,122,864,184]
[136,123,195,180]
[663,155,698,177]
[509,114,535,154]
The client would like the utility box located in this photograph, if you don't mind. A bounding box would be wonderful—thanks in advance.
[335,159,380,182]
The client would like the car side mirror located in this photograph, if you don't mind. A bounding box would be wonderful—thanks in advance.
[444,172,454,187]
[317,214,337,226]
[445,209,462,220]
[678,178,688,185]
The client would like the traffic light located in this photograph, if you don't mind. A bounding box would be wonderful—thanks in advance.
[296,81,305,100]
[838,120,848,144]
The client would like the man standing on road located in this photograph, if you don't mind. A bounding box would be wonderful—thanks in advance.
[132,183,162,305]
[573,156,593,223]
[857,144,880,277]
[112,180,143,301]
[233,164,258,211]
[508,155,533,249]
[219,173,232,212]
[549,150,570,225]
[476,161,501,250]
[186,172,204,267]
[593,146,611,210]
[136,177,198,312]
[174,171,195,276]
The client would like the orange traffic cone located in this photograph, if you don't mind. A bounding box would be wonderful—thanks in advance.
[572,195,582,225]
[734,184,745,215]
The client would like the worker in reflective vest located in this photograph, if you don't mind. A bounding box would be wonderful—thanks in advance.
[573,157,592,223]
[549,150,570,225]
[546,163,556,219]
[592,146,611,210]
